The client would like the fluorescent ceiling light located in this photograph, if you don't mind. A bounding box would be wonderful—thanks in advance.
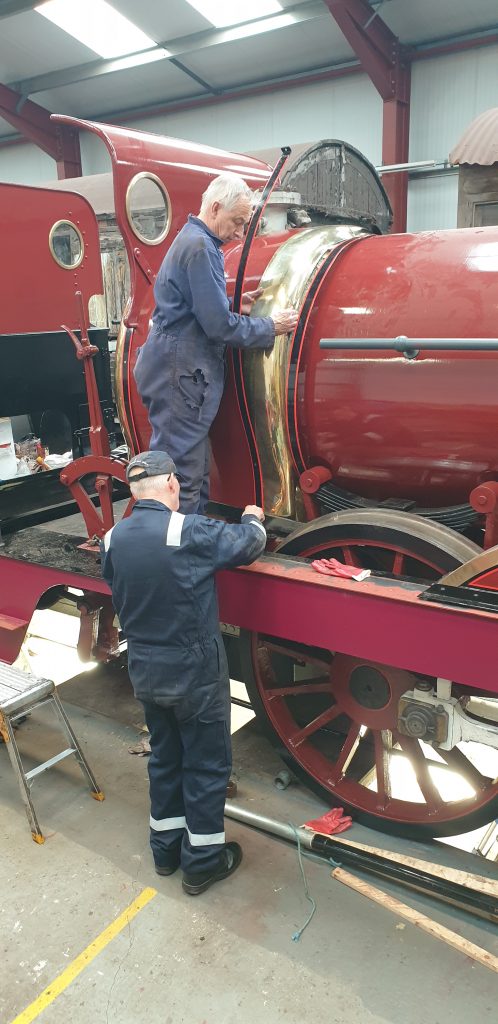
[223,12,296,41]
[35,0,158,59]
[186,0,283,29]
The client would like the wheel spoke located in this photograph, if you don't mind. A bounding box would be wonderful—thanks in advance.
[263,638,331,674]
[327,723,362,784]
[374,730,393,808]
[437,745,491,792]
[289,703,341,748]
[266,681,332,699]
[392,551,404,574]
[341,546,362,567]
[396,735,444,811]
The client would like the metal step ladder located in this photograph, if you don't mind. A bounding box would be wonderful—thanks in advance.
[0,662,104,843]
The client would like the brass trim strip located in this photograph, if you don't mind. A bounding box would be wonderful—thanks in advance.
[241,224,364,517]
[48,219,84,269]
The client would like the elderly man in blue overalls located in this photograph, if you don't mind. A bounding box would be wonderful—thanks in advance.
[101,450,267,894]
[134,173,298,513]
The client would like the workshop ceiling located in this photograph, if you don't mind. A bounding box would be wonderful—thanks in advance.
[0,0,497,140]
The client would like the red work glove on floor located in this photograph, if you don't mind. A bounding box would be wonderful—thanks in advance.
[303,807,353,835]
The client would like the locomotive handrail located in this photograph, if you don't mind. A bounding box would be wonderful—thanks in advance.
[319,335,498,357]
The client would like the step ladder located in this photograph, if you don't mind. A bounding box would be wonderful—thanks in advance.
[0,662,104,843]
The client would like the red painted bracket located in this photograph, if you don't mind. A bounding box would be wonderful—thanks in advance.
[470,481,498,550]
[60,455,133,540]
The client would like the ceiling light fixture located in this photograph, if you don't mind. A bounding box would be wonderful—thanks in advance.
[35,0,160,60]
[222,12,297,42]
[186,0,283,29]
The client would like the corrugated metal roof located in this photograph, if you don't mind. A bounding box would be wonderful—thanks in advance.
[450,107,498,165]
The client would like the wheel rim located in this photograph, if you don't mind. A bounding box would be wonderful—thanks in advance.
[244,512,498,836]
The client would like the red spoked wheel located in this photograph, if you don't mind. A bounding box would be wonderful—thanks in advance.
[241,510,498,838]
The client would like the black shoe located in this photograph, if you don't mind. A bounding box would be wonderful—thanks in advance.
[154,845,182,876]
[182,842,242,895]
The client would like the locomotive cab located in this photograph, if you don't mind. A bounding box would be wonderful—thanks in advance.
[0,182,118,533]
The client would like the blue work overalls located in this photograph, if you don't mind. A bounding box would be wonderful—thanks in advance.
[134,216,274,513]
[101,499,266,873]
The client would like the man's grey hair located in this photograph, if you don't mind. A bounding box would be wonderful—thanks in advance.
[200,173,252,214]
[129,474,171,499]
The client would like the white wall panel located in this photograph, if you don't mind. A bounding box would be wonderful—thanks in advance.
[0,130,114,183]
[80,133,112,176]
[407,173,459,233]
[405,47,498,231]
[0,141,55,184]
[0,74,383,183]
[133,74,383,165]
[410,46,498,162]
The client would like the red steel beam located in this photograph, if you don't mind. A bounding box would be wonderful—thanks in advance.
[324,0,411,232]
[0,83,81,177]
[217,557,498,696]
[409,32,498,61]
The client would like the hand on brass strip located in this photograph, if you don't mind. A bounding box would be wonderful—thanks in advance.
[272,308,299,335]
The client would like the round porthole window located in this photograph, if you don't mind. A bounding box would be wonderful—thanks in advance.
[49,220,84,269]
[126,172,171,245]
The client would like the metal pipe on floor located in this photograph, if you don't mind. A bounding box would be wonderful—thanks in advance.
[224,801,498,923]
[225,800,314,849]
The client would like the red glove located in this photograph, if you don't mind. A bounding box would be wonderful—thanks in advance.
[312,557,370,582]
[303,807,353,835]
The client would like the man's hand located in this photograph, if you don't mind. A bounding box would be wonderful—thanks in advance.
[272,308,299,335]
[241,288,263,314]
[243,504,265,522]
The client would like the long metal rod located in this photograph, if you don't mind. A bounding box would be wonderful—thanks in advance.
[224,801,498,922]
[225,801,314,849]
[376,159,438,173]
[230,696,253,710]
[319,337,498,352]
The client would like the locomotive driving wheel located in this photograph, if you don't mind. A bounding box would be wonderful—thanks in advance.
[241,510,498,838]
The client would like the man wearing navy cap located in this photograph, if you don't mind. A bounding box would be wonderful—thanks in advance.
[101,450,266,894]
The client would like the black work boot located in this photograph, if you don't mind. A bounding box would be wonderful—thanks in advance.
[182,842,242,895]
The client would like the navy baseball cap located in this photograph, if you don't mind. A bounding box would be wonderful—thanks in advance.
[126,451,185,484]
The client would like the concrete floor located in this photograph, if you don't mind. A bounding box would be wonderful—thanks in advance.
[1,668,497,1024]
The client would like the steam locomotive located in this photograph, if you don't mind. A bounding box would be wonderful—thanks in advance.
[1,115,498,840]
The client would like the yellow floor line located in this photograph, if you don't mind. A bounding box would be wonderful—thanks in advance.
[9,886,157,1024]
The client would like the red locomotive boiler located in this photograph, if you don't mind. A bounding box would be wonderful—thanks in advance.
[1,116,498,841]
